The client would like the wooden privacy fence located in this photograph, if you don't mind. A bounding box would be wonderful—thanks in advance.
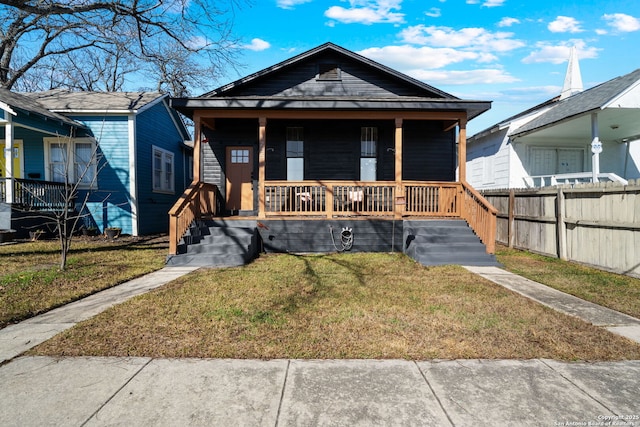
[482,180,640,278]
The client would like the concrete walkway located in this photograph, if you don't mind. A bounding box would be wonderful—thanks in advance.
[1,264,639,426]
[0,266,198,363]
[464,266,640,344]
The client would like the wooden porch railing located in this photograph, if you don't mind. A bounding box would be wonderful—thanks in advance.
[461,181,497,254]
[0,178,73,211]
[264,181,464,218]
[167,180,496,256]
[168,182,220,255]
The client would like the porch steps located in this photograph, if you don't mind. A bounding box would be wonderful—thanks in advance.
[165,219,259,267]
[404,220,500,267]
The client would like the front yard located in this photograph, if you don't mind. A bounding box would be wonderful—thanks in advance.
[29,252,640,361]
[0,235,168,328]
[3,237,640,360]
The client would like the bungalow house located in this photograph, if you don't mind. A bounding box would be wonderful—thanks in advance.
[1,89,191,237]
[467,49,640,189]
[168,42,499,267]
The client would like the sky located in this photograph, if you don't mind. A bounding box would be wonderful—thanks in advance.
[213,0,640,135]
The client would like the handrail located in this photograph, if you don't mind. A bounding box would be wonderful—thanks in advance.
[168,181,219,255]
[524,172,628,187]
[1,177,73,210]
[461,181,497,254]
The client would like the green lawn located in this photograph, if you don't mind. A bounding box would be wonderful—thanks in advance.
[495,245,640,319]
[0,235,168,328]
[31,252,640,361]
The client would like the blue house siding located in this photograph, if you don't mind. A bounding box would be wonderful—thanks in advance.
[71,115,133,234]
[135,101,189,235]
[14,128,46,180]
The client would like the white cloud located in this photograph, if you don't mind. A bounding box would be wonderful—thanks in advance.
[325,0,405,24]
[548,16,583,33]
[406,68,518,85]
[602,13,640,32]
[483,0,505,7]
[522,41,599,64]
[498,17,520,27]
[425,7,441,18]
[399,25,525,53]
[277,0,312,9]
[359,45,478,69]
[242,38,271,51]
[466,0,505,6]
[185,36,209,49]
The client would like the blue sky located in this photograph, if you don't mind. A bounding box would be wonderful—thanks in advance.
[217,0,640,135]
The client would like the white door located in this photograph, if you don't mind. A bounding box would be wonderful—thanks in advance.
[531,148,556,175]
[557,149,583,173]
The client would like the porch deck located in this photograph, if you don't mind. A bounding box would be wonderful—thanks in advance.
[168,180,498,261]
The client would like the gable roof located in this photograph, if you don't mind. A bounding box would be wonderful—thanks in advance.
[0,88,87,129]
[206,42,455,99]
[23,90,167,114]
[512,68,640,138]
[173,42,491,120]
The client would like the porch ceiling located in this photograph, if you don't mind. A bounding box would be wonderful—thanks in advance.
[512,107,640,144]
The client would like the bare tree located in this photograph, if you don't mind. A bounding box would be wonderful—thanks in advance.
[0,0,245,95]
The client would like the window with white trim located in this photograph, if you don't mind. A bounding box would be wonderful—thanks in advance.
[286,127,304,181]
[46,138,97,187]
[153,146,174,193]
[360,127,377,181]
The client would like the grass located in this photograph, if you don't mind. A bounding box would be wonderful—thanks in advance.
[0,235,169,328]
[31,252,640,361]
[495,245,640,319]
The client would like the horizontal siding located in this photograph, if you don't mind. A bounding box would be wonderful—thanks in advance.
[223,51,439,99]
[403,121,455,182]
[135,101,189,234]
[71,115,132,234]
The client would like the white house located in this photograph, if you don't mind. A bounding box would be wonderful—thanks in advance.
[467,49,640,189]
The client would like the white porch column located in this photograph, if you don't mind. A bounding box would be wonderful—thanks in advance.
[4,113,14,203]
[591,113,602,183]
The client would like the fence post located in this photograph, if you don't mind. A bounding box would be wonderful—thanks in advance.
[556,187,567,260]
[508,189,515,248]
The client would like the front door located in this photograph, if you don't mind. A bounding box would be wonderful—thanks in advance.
[0,141,22,178]
[225,147,253,212]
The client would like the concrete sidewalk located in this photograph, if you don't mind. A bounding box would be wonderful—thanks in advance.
[464,266,640,344]
[1,356,639,426]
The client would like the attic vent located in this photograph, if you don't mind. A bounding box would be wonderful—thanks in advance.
[317,63,341,80]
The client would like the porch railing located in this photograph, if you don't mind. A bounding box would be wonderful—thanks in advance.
[461,181,497,254]
[168,182,220,255]
[0,178,73,211]
[264,181,463,217]
[167,180,497,256]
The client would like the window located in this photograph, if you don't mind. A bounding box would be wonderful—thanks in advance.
[360,127,377,181]
[47,139,97,187]
[317,63,341,80]
[230,149,250,164]
[286,127,304,181]
[153,146,174,193]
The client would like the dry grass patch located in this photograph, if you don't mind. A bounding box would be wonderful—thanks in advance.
[0,235,168,327]
[496,245,640,319]
[32,253,640,361]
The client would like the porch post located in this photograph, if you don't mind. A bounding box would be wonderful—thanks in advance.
[193,112,202,183]
[258,117,267,219]
[394,118,403,219]
[4,113,13,203]
[591,113,601,183]
[458,117,467,182]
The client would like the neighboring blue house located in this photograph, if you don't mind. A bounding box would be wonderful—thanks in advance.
[2,89,191,236]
